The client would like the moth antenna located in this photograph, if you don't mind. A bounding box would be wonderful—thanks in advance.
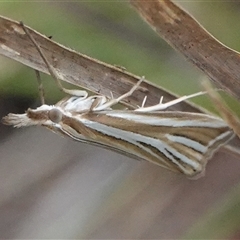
[35,70,45,105]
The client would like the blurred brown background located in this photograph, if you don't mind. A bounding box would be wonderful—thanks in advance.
[1,1,240,239]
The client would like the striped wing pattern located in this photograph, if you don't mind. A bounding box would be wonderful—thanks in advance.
[59,111,234,177]
[2,101,234,178]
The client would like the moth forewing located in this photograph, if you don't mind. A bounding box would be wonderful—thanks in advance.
[77,111,234,177]
[3,100,234,178]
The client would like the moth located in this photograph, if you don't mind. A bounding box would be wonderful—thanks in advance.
[2,22,235,178]
[2,79,234,178]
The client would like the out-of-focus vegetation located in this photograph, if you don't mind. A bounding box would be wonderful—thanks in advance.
[1,2,240,239]
[1,2,240,110]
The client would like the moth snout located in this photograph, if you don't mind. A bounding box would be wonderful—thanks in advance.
[27,108,50,122]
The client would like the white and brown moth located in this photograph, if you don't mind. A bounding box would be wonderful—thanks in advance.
[2,22,235,178]
[2,79,234,178]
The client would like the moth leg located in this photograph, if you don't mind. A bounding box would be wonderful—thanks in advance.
[141,95,148,108]
[89,95,108,111]
[135,91,206,112]
[110,91,114,99]
[20,22,87,98]
[94,76,144,111]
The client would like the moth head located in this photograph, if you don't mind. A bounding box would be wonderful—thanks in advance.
[2,105,64,128]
